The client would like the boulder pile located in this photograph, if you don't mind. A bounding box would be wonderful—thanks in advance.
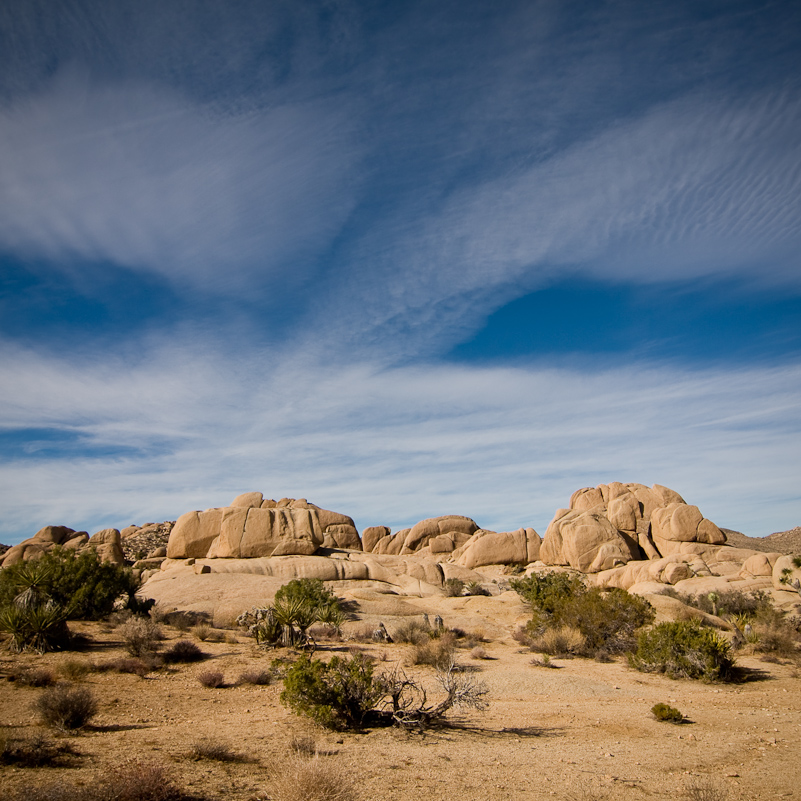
[0,525,124,567]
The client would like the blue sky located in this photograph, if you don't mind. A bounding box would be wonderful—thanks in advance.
[1,0,799,545]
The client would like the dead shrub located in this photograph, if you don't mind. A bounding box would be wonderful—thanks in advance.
[289,734,318,756]
[13,666,56,687]
[267,752,359,801]
[0,729,78,767]
[35,683,98,732]
[191,624,212,641]
[684,776,728,801]
[529,625,585,657]
[190,738,243,762]
[393,618,430,645]
[408,632,456,669]
[119,616,163,657]
[470,646,488,660]
[197,670,225,688]
[102,657,157,677]
[58,658,93,681]
[237,669,272,686]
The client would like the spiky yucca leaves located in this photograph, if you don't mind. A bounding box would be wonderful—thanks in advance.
[0,600,71,653]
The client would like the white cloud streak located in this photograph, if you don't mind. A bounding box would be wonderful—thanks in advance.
[0,71,360,292]
[1,339,798,544]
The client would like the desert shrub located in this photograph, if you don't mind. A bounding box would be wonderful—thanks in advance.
[59,658,93,681]
[192,623,212,641]
[393,618,430,645]
[470,646,488,659]
[0,730,78,767]
[684,776,729,801]
[13,666,56,686]
[511,626,533,647]
[288,734,318,756]
[443,578,465,597]
[163,640,205,663]
[102,657,154,677]
[35,683,98,732]
[348,623,376,642]
[0,600,71,653]
[119,616,163,657]
[651,702,684,723]
[529,625,585,656]
[408,632,456,669]
[750,618,799,655]
[190,738,242,762]
[629,620,735,681]
[281,652,385,730]
[197,670,225,688]
[268,752,359,801]
[0,547,140,620]
[237,669,272,686]
[530,654,556,668]
[510,571,586,613]
[512,573,654,656]
[679,588,773,619]
[237,580,344,649]
[464,581,490,596]
[282,652,488,732]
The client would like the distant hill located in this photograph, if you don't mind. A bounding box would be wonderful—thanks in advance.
[722,526,801,555]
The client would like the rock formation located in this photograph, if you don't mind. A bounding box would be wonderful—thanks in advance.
[0,525,124,567]
[166,493,361,559]
[540,482,725,572]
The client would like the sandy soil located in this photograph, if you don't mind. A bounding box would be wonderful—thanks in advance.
[1,622,799,801]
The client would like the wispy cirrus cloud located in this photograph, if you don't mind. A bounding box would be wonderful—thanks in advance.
[0,71,361,293]
[327,90,801,357]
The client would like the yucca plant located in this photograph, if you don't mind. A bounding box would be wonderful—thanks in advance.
[0,600,71,653]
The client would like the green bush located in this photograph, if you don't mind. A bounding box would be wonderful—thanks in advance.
[281,652,385,730]
[511,572,654,656]
[651,702,684,723]
[629,620,735,681]
[237,579,345,648]
[0,547,140,623]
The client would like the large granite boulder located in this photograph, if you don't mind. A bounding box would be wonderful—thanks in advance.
[367,515,479,555]
[166,494,361,559]
[454,528,541,569]
[540,483,726,572]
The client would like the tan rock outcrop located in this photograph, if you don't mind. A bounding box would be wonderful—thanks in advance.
[165,494,359,559]
[541,483,726,572]
[362,526,390,553]
[0,525,123,567]
[455,528,540,569]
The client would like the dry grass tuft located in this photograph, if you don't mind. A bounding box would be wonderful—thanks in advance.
[684,776,728,801]
[197,670,225,688]
[266,752,359,801]
[190,738,245,762]
[529,625,585,656]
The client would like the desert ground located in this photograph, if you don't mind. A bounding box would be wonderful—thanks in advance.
[2,618,799,801]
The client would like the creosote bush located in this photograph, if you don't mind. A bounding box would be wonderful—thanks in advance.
[511,572,654,657]
[652,702,684,723]
[35,682,98,732]
[629,620,735,681]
